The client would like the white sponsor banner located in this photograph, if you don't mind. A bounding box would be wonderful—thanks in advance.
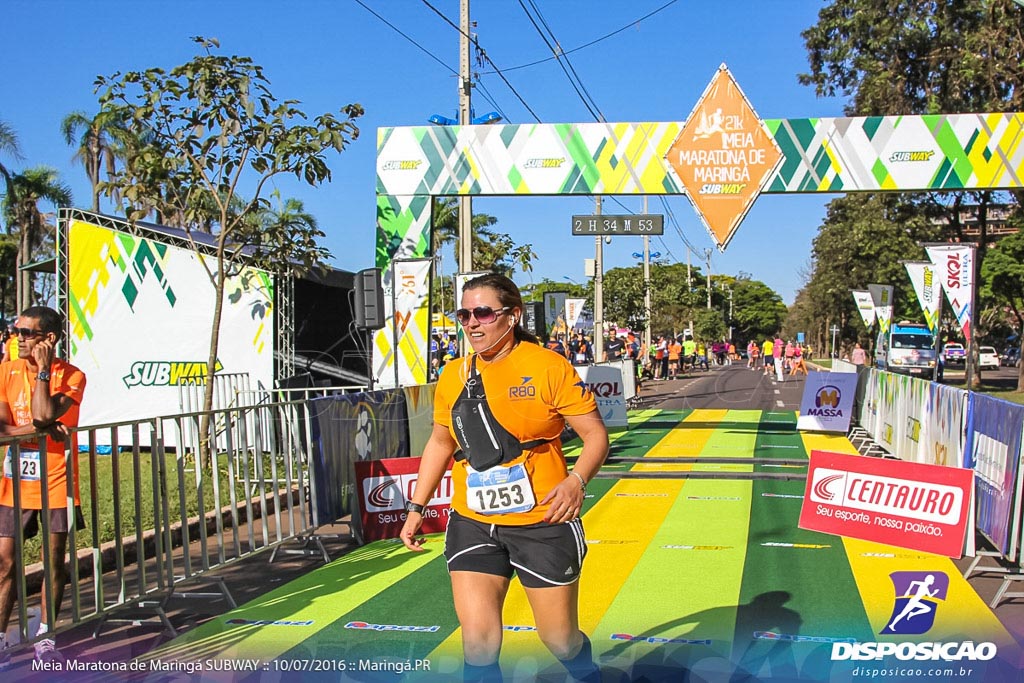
[858,368,884,442]
[576,364,628,428]
[876,371,899,453]
[68,220,273,430]
[920,382,969,469]
[565,298,586,331]
[904,261,941,333]
[867,284,894,336]
[377,259,432,388]
[851,290,876,328]
[925,244,975,344]
[796,371,858,432]
[890,373,929,463]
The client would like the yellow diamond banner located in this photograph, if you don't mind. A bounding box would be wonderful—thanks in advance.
[667,64,782,250]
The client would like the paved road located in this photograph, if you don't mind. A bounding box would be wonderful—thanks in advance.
[638,361,810,412]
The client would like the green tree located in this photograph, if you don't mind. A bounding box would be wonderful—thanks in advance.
[60,109,131,213]
[1,167,72,310]
[981,226,1024,390]
[789,193,942,358]
[692,308,726,344]
[730,277,787,343]
[799,0,1024,385]
[94,36,362,456]
[0,120,24,316]
[431,197,537,276]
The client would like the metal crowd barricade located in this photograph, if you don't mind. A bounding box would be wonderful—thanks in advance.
[0,397,324,652]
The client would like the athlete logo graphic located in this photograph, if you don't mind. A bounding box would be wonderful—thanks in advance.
[882,571,949,635]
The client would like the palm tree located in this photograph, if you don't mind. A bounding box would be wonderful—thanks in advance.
[61,110,128,213]
[1,167,72,309]
[0,120,24,316]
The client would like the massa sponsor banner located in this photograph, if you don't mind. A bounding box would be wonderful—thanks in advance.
[67,219,273,431]
[576,364,627,428]
[797,372,858,432]
[799,450,973,557]
[354,456,452,542]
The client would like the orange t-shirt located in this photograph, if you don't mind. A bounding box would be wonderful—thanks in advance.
[0,358,87,509]
[668,342,682,361]
[434,341,597,525]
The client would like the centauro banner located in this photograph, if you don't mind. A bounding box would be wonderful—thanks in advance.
[67,219,274,428]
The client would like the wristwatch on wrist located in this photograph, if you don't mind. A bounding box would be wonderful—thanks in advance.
[36,369,51,382]
[405,501,425,514]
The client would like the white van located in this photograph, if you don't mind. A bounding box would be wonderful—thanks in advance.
[875,322,939,378]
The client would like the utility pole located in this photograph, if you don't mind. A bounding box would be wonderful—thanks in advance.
[642,196,651,352]
[830,324,840,359]
[458,0,473,281]
[594,196,604,362]
[705,248,713,309]
[687,249,693,337]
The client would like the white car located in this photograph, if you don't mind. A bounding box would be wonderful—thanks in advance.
[979,346,1000,371]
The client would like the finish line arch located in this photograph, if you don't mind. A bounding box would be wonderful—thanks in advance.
[373,66,1024,388]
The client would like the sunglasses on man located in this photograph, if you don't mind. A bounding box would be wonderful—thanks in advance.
[11,327,45,339]
[455,306,512,325]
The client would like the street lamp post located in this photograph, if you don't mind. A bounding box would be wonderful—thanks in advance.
[830,324,840,359]
[632,247,661,352]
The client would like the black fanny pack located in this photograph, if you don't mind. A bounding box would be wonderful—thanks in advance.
[450,355,552,471]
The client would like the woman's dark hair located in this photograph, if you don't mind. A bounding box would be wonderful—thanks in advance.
[462,273,539,345]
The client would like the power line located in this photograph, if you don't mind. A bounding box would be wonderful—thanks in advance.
[516,0,602,122]
[524,0,606,121]
[352,0,457,76]
[483,0,683,74]
[420,0,543,122]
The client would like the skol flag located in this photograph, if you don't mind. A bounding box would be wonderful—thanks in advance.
[904,261,941,332]
[867,284,894,336]
[851,290,877,328]
[925,244,975,344]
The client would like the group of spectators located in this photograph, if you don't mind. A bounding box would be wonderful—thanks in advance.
[748,336,810,381]
[428,332,461,379]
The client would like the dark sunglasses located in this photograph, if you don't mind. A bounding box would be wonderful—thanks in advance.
[12,327,45,339]
[456,306,511,325]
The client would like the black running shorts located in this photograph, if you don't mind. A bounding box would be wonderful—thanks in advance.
[0,505,86,539]
[444,510,587,588]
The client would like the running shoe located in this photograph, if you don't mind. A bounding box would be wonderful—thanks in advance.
[34,637,63,665]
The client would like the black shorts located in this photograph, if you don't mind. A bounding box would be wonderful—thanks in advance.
[0,505,86,540]
[444,510,587,588]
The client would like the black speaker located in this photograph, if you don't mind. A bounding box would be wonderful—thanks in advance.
[354,268,386,330]
[523,301,545,337]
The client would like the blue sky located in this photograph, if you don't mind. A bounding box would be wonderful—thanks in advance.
[1,0,846,305]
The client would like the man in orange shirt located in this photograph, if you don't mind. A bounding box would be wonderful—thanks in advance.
[0,307,86,667]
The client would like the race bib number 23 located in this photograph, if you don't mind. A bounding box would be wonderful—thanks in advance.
[3,450,42,482]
